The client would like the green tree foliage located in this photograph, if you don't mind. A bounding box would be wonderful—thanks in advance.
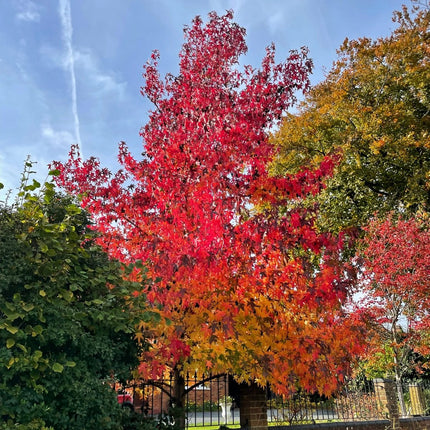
[270,2,430,234]
[0,170,146,429]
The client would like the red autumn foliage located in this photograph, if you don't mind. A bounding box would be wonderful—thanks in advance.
[357,214,430,361]
[53,11,364,395]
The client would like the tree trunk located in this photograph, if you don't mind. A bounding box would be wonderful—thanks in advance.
[393,341,407,416]
[394,369,407,417]
[172,367,186,430]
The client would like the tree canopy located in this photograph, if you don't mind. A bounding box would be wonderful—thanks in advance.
[54,11,364,397]
[355,212,430,414]
[270,3,430,234]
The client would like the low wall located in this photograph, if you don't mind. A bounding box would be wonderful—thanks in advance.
[399,417,430,430]
[272,421,390,430]
[272,417,430,430]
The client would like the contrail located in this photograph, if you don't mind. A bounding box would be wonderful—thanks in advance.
[58,0,82,152]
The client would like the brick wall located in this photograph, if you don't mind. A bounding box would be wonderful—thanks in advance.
[187,377,228,405]
[272,417,430,430]
[239,381,268,430]
[272,421,391,430]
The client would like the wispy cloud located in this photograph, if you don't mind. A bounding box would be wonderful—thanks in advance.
[74,49,127,99]
[41,124,76,148]
[16,0,40,22]
[40,44,127,101]
[58,0,82,152]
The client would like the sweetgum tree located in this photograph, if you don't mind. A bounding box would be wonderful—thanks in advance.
[54,11,364,405]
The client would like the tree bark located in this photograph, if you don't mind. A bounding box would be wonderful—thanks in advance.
[172,367,186,430]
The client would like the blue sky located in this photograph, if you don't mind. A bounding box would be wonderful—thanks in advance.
[0,0,408,196]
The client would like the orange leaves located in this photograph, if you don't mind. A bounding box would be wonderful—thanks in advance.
[135,331,145,344]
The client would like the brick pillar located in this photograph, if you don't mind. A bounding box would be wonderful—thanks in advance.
[239,382,268,430]
[409,383,425,416]
[374,379,399,430]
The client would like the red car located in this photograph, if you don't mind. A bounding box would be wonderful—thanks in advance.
[117,391,134,410]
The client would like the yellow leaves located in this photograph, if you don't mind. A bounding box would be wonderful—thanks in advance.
[270,2,430,235]
[370,138,386,155]
[270,108,335,175]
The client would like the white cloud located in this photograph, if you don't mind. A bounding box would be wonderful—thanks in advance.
[39,44,126,99]
[39,45,63,68]
[41,124,77,148]
[74,49,127,99]
[15,0,40,22]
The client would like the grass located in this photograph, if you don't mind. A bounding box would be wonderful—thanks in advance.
[188,426,240,430]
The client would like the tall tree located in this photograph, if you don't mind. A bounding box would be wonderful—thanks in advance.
[356,213,430,415]
[270,2,430,235]
[54,11,363,403]
[0,171,146,429]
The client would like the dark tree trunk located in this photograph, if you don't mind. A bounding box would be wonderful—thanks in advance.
[172,367,186,430]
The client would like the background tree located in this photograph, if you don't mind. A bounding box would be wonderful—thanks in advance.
[270,2,430,235]
[269,1,430,412]
[53,9,364,413]
[0,169,146,429]
[355,213,430,415]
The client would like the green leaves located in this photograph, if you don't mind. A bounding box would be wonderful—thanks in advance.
[33,350,43,360]
[0,173,145,428]
[51,363,64,373]
[5,325,19,335]
[22,303,35,312]
[6,339,16,349]
[271,4,430,234]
